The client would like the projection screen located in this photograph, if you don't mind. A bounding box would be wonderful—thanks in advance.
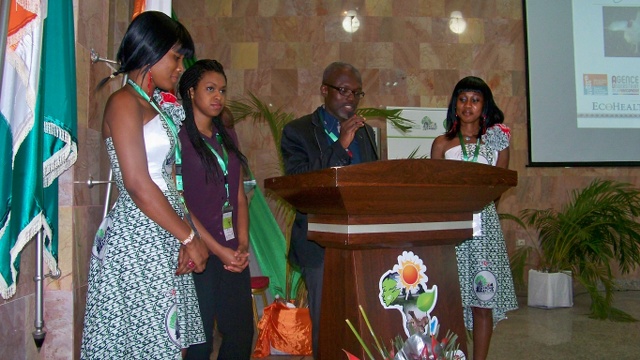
[524,0,640,166]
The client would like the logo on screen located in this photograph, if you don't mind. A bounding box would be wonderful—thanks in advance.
[611,75,640,95]
[583,74,608,95]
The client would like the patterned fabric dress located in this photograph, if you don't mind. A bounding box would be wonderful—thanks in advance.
[444,125,518,330]
[81,108,205,359]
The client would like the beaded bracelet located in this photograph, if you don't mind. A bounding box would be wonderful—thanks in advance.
[180,230,195,246]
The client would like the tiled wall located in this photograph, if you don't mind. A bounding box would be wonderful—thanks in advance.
[1,0,638,359]
[174,0,531,211]
[171,0,640,278]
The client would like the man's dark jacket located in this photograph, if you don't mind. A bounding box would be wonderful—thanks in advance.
[280,107,378,268]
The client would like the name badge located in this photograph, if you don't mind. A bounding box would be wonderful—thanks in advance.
[222,207,235,241]
[472,212,483,237]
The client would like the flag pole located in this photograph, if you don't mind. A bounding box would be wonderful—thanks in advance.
[33,230,46,350]
[0,0,11,95]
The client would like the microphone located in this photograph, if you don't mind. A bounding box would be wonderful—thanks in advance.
[348,111,379,160]
[363,124,379,160]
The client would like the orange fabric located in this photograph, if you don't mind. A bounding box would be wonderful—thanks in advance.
[7,0,37,37]
[252,302,313,357]
[132,0,146,20]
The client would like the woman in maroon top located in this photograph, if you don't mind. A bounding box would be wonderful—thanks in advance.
[178,59,253,360]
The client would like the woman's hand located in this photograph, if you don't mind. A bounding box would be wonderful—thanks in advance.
[175,246,192,275]
[232,247,250,271]
[181,236,209,273]
[218,246,249,273]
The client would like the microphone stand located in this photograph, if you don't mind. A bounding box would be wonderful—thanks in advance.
[363,125,380,160]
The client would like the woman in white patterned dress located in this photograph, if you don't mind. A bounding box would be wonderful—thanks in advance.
[430,76,518,360]
[81,11,244,359]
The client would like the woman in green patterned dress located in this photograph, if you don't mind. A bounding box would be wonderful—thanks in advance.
[431,76,518,360]
[81,11,244,359]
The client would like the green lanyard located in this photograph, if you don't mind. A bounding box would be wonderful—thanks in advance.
[127,80,182,181]
[127,79,198,234]
[319,111,339,142]
[458,132,481,162]
[324,128,338,142]
[202,133,231,210]
[319,110,353,157]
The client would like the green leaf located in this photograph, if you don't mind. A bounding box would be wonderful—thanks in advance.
[416,290,436,313]
[356,107,414,132]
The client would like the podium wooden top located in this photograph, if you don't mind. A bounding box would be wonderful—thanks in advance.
[264,159,517,216]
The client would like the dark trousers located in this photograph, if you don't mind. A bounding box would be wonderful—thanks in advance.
[185,255,254,360]
[302,263,324,360]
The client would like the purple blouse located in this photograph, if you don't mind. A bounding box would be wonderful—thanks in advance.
[179,127,242,250]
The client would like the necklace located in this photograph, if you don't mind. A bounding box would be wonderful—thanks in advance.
[461,129,479,142]
[458,132,480,162]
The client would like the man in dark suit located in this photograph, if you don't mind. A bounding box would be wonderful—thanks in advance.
[280,61,378,358]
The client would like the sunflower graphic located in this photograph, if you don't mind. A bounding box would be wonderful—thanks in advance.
[393,251,428,294]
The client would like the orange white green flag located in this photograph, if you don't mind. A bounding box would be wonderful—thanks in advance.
[0,0,77,299]
[133,0,172,18]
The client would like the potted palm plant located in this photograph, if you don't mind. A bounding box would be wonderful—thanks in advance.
[501,179,640,321]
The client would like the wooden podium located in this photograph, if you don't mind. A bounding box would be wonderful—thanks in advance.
[264,159,517,360]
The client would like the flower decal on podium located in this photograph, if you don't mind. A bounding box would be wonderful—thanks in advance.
[342,250,464,359]
[379,251,439,337]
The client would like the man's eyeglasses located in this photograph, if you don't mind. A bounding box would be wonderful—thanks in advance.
[323,83,365,99]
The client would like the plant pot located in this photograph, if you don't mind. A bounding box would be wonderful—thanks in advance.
[527,269,573,308]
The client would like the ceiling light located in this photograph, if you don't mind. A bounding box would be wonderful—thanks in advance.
[342,10,360,33]
[449,11,467,34]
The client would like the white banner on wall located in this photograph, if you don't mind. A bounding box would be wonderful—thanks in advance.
[386,107,447,159]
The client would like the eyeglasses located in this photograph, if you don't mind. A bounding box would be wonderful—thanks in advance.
[323,83,365,99]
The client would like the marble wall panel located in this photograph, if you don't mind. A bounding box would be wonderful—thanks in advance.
[42,291,74,359]
[231,42,259,69]
[393,43,421,71]
[298,68,323,97]
[0,290,71,359]
[0,294,35,360]
[361,16,393,42]
[230,0,258,17]
[217,17,248,43]
[365,0,393,16]
[431,17,462,44]
[243,69,273,97]
[392,0,446,17]
[308,43,341,71]
[315,1,367,17]
[238,17,269,43]
[444,0,498,18]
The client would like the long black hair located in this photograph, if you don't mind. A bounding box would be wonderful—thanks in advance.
[443,76,504,140]
[98,11,195,88]
[178,59,249,182]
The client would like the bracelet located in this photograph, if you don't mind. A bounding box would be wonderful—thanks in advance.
[180,230,195,246]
